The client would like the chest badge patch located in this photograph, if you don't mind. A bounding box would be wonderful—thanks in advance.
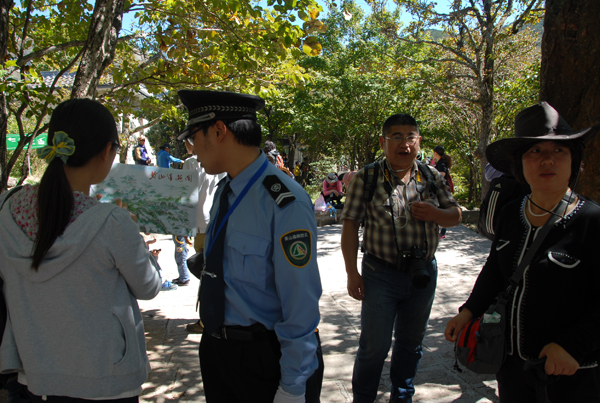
[280,230,312,268]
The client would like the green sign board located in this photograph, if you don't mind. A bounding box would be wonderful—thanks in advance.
[7,133,48,151]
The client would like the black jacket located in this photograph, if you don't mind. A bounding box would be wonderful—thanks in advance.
[465,195,600,367]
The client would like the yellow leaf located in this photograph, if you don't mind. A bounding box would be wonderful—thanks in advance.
[303,36,322,56]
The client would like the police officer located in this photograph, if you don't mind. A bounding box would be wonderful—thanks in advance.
[177,90,323,403]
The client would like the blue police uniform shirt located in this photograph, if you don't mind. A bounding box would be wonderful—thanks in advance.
[156,149,182,168]
[207,152,322,396]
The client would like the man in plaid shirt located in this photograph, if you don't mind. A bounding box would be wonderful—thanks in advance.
[340,113,461,403]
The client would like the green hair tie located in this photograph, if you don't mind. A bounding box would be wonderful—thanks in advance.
[37,131,75,164]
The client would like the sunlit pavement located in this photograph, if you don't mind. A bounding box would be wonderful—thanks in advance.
[136,224,500,402]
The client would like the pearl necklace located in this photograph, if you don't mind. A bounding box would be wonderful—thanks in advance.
[526,197,561,217]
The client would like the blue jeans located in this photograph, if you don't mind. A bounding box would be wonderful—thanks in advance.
[173,235,190,282]
[352,255,438,403]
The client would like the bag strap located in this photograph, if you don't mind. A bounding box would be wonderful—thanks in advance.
[507,197,569,287]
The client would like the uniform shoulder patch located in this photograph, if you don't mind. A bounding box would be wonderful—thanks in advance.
[263,175,295,208]
[280,230,312,268]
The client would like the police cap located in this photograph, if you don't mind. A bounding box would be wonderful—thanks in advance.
[177,90,265,140]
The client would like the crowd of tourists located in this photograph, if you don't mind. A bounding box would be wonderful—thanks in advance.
[0,90,597,403]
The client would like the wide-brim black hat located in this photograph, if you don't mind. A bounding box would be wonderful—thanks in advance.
[177,90,265,140]
[486,102,600,174]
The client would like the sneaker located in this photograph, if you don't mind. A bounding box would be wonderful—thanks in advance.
[172,278,190,286]
[439,235,446,239]
[186,320,204,334]
[161,281,178,291]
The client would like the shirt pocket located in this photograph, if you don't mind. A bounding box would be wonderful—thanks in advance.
[227,231,271,289]
[547,251,581,269]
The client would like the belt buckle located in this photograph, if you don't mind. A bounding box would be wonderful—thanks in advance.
[210,326,227,340]
[211,326,225,339]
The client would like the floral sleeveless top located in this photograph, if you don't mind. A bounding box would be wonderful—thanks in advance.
[10,184,99,241]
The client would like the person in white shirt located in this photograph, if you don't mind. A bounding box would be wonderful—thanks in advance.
[182,138,226,333]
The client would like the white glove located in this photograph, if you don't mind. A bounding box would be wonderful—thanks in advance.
[273,386,305,403]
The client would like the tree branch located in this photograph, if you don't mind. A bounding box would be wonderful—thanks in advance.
[511,0,543,34]
[16,32,139,67]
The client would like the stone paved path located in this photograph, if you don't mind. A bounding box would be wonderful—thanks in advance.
[136,224,500,402]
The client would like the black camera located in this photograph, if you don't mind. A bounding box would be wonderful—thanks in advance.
[398,246,430,289]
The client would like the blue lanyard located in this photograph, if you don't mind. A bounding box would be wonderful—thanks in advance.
[205,158,269,257]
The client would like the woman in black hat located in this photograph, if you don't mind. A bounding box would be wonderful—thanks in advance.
[444,102,600,402]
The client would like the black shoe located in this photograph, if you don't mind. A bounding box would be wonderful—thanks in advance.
[172,278,190,286]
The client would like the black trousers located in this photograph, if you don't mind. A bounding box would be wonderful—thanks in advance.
[199,328,324,402]
[322,192,342,205]
[496,354,600,403]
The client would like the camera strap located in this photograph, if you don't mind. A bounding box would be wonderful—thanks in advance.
[381,161,427,257]
[414,168,428,254]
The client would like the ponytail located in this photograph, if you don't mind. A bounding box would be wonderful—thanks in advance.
[442,154,452,170]
[32,159,74,269]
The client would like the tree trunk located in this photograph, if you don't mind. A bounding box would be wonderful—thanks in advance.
[71,0,124,99]
[0,0,14,192]
[540,0,600,202]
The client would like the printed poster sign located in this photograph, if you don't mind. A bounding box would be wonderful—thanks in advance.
[91,163,198,236]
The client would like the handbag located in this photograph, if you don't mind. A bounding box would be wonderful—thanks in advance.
[455,197,568,374]
[186,251,204,280]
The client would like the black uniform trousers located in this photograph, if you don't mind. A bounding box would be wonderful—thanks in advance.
[199,326,324,402]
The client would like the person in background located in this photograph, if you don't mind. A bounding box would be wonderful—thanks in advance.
[178,89,323,402]
[264,140,284,168]
[143,233,177,291]
[0,98,161,401]
[181,137,226,333]
[267,152,293,177]
[156,143,183,168]
[322,172,343,205]
[484,162,503,181]
[133,135,152,165]
[156,142,191,286]
[341,171,357,194]
[432,145,452,239]
[171,235,192,286]
[294,161,301,183]
[445,102,600,402]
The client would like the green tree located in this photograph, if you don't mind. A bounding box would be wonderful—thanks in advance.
[377,0,543,198]
[286,3,417,169]
[0,0,323,190]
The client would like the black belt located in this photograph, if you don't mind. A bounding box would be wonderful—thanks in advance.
[364,252,396,270]
[211,323,273,341]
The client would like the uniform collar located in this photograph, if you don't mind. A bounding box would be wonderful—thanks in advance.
[227,151,267,197]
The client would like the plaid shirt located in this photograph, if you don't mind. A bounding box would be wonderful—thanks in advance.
[340,159,459,263]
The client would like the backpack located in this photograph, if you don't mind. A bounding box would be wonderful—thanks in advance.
[477,175,529,241]
[363,160,439,202]
[132,145,139,162]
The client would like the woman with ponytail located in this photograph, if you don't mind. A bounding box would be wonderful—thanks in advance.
[0,99,161,402]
